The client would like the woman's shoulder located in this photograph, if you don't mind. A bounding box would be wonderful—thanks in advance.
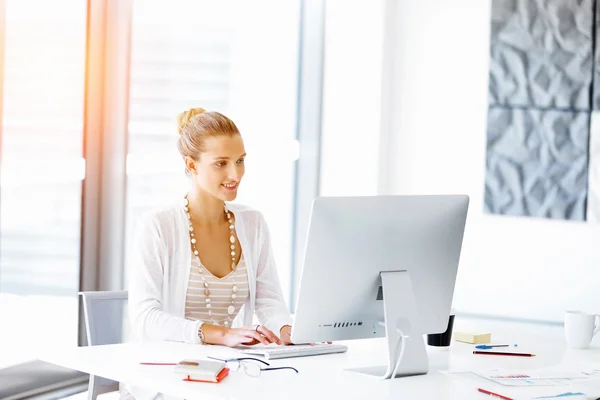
[227,202,267,227]
[136,201,184,231]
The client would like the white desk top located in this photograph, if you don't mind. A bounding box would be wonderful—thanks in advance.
[39,317,600,400]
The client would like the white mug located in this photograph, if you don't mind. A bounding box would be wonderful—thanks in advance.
[564,310,600,349]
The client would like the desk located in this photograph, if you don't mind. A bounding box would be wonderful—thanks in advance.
[40,317,600,400]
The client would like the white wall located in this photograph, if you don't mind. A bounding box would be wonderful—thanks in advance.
[320,0,384,196]
[382,0,600,322]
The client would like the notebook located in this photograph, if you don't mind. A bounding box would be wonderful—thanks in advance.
[174,359,229,383]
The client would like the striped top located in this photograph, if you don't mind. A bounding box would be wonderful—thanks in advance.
[184,255,250,326]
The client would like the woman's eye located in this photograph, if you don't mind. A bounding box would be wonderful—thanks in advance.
[216,162,226,167]
[237,159,245,164]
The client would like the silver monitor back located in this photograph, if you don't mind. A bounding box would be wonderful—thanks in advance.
[291,194,469,344]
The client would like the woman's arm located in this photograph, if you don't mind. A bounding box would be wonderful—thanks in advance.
[254,212,294,335]
[128,212,280,346]
[128,213,202,343]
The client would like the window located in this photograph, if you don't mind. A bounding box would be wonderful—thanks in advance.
[0,0,86,368]
[125,0,301,300]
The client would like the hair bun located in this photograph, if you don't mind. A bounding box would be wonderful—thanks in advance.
[177,107,206,134]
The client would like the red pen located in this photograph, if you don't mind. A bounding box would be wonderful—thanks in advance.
[473,351,535,357]
[477,388,513,400]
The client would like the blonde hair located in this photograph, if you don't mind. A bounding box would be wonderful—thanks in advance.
[176,107,241,173]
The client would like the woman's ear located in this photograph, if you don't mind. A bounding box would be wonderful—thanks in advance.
[185,156,197,175]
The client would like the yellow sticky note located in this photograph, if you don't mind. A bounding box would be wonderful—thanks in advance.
[453,332,491,344]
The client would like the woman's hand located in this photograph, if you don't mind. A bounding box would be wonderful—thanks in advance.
[279,325,331,346]
[222,327,273,347]
[203,324,281,347]
[253,325,282,345]
[280,325,293,345]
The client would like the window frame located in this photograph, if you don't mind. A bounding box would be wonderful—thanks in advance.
[290,0,326,311]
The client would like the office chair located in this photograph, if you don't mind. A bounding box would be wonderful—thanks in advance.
[80,290,129,400]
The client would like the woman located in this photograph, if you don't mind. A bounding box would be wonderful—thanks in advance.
[124,108,293,399]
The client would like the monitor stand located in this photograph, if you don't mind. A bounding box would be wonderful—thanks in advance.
[344,270,429,379]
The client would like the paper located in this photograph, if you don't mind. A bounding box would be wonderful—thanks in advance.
[444,366,600,399]
[485,389,590,400]
[473,367,600,387]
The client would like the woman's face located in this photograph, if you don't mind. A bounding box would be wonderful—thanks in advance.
[187,135,246,202]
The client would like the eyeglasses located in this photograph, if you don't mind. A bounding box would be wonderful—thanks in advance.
[207,356,299,377]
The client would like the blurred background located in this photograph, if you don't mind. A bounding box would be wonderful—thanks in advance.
[2,0,600,398]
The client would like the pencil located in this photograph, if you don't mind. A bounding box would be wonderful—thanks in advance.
[477,388,513,400]
[473,351,535,357]
[139,362,177,365]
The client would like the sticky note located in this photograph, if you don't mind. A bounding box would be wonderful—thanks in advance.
[453,332,491,344]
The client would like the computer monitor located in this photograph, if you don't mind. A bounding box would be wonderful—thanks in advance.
[290,195,469,379]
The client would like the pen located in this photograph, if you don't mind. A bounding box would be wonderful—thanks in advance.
[477,388,513,400]
[473,351,535,357]
[475,344,509,349]
[139,362,177,365]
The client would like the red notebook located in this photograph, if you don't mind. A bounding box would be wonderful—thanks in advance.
[175,359,229,383]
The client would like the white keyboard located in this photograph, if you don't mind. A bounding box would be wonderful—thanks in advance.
[238,343,348,360]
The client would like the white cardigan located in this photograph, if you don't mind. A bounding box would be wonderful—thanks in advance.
[128,200,293,344]
[126,200,293,400]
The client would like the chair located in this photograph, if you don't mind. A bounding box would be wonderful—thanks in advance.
[80,290,129,400]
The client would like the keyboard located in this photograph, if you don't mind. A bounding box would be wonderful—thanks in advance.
[238,343,348,360]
